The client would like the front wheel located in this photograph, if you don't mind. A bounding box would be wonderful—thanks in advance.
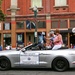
[52,57,69,72]
[0,57,11,71]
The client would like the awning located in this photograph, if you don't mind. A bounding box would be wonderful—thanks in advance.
[60,30,68,33]
[51,28,75,33]
[68,28,75,33]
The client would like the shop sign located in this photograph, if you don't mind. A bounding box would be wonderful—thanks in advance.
[72,28,75,33]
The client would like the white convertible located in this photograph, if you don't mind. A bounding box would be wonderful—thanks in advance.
[0,43,75,71]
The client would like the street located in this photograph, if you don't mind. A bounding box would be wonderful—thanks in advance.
[0,68,75,75]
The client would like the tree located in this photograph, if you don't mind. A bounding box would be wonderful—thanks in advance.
[0,0,5,21]
[0,0,3,9]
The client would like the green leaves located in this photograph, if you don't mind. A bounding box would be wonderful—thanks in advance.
[0,0,3,8]
[0,0,5,21]
[0,9,5,21]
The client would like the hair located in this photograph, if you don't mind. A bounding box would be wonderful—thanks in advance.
[55,29,60,33]
[50,31,54,34]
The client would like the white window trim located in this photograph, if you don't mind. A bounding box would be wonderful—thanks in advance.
[31,0,43,8]
[54,0,68,7]
[11,0,17,7]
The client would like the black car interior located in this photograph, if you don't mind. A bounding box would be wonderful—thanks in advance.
[25,43,68,50]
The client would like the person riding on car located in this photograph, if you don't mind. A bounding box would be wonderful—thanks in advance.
[52,29,63,50]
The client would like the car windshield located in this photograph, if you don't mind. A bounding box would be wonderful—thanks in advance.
[25,43,38,50]
[20,43,38,51]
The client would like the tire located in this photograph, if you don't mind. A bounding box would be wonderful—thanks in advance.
[0,57,11,71]
[52,57,69,72]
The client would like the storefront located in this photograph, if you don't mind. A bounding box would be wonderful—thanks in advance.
[17,33,24,48]
[3,34,11,49]
[68,28,75,48]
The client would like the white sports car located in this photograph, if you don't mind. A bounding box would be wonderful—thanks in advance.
[0,43,75,71]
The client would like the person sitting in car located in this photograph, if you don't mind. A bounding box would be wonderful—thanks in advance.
[52,29,63,50]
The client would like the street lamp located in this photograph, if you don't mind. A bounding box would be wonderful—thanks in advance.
[33,6,38,18]
[33,6,38,43]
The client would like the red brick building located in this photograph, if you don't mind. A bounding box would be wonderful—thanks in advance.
[0,0,75,49]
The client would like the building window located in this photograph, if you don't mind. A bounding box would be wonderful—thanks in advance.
[3,34,11,47]
[31,0,42,8]
[26,21,46,29]
[38,21,46,28]
[51,20,67,28]
[11,0,17,7]
[17,33,24,44]
[60,20,67,28]
[16,21,24,29]
[55,0,67,7]
[26,21,36,29]
[31,22,36,29]
[3,23,11,30]
[51,21,59,28]
[70,20,75,28]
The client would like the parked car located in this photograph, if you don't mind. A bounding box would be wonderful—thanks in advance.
[0,43,75,71]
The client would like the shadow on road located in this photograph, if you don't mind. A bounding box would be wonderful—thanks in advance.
[11,68,52,71]
[10,68,75,72]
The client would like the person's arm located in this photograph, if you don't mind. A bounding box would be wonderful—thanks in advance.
[46,37,50,40]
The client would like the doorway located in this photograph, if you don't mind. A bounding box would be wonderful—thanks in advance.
[17,33,24,47]
[3,34,11,48]
[70,33,75,46]
[26,32,34,45]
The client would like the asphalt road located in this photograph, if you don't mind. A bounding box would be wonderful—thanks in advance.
[0,68,75,75]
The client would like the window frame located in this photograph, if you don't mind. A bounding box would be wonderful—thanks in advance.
[51,20,68,29]
[54,0,68,7]
[70,20,75,28]
[31,0,42,8]
[38,21,46,28]
[3,22,11,30]
[16,21,24,29]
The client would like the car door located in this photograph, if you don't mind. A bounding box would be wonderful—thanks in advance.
[19,47,40,67]
[19,44,51,68]
[39,50,52,67]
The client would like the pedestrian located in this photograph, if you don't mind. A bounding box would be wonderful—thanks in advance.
[52,29,63,50]
[38,32,44,49]
[41,32,46,48]
[43,35,46,47]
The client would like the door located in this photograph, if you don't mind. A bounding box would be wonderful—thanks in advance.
[70,33,75,47]
[20,50,40,67]
[19,43,50,68]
